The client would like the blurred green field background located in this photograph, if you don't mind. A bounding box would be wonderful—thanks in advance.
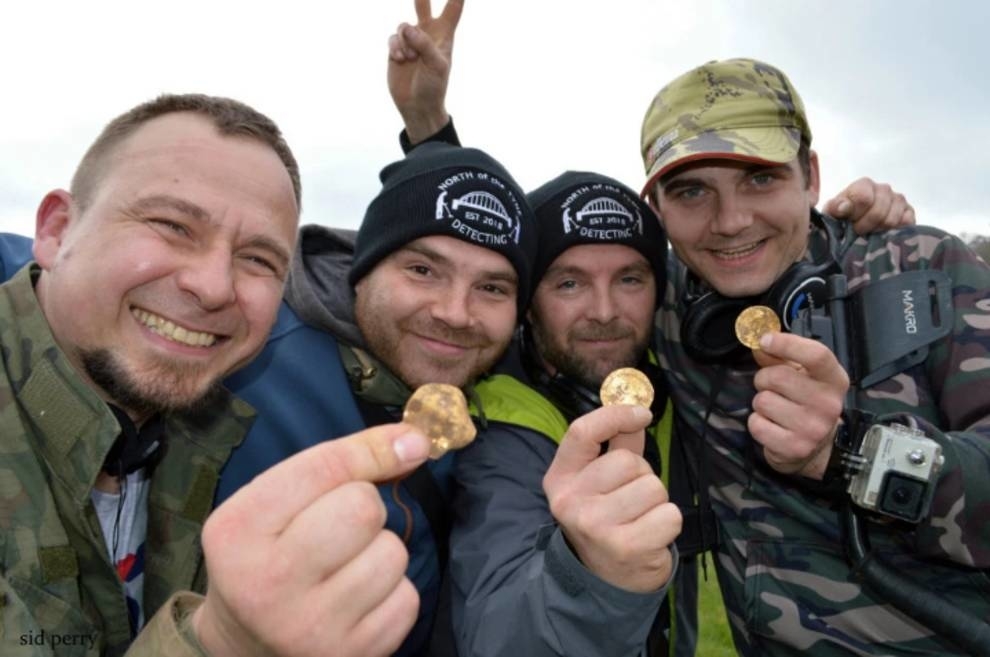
[695,562,736,656]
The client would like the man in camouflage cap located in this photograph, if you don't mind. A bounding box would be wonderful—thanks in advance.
[640,58,990,655]
[0,94,436,657]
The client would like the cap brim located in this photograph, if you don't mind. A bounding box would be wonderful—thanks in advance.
[640,126,801,199]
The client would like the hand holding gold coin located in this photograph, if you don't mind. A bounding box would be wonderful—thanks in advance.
[735,305,781,351]
[403,383,477,459]
[599,367,655,408]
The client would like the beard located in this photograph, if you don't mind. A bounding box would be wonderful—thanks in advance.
[82,348,225,418]
[530,320,650,390]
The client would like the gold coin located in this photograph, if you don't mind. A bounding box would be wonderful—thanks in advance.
[735,305,781,350]
[599,367,655,408]
[403,383,477,459]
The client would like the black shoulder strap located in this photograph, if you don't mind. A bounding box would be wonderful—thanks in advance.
[352,395,451,570]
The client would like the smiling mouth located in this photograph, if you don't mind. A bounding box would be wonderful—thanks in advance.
[711,240,765,260]
[131,308,220,347]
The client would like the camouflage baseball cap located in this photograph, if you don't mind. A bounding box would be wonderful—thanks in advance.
[640,58,812,197]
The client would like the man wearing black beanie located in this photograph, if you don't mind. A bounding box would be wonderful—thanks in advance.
[351,142,537,390]
[444,171,690,657]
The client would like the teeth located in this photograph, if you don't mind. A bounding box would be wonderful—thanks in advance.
[714,242,761,259]
[132,309,218,347]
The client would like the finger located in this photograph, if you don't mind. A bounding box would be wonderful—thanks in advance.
[902,203,917,226]
[402,23,446,70]
[277,481,386,581]
[605,504,681,569]
[414,0,433,23]
[623,501,683,552]
[599,473,669,525]
[751,384,838,445]
[388,34,408,62]
[224,423,430,536]
[318,530,410,632]
[748,411,821,473]
[859,183,893,233]
[548,405,653,479]
[608,423,646,456]
[758,332,849,389]
[576,447,655,496]
[348,577,420,657]
[823,176,873,218]
[751,346,798,370]
[438,0,465,30]
[883,193,911,229]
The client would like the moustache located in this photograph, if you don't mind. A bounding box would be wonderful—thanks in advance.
[404,318,489,349]
[571,324,636,342]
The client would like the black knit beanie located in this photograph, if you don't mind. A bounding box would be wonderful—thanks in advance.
[527,171,667,302]
[350,143,537,315]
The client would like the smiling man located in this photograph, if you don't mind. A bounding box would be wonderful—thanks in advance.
[33,112,297,421]
[0,95,302,653]
[0,95,440,657]
[640,58,990,656]
[444,171,689,657]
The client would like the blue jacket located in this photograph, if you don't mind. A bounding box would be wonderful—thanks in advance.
[0,233,452,657]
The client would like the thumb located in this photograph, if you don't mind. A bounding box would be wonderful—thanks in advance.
[549,405,652,479]
[226,423,431,536]
[607,424,647,457]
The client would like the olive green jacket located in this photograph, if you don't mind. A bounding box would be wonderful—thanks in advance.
[0,265,253,656]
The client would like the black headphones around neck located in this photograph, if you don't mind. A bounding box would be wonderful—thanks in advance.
[103,405,166,477]
[679,210,848,364]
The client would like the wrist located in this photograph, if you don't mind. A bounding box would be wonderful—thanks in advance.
[401,108,450,145]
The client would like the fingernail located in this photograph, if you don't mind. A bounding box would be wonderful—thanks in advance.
[837,199,851,215]
[759,333,773,350]
[394,431,430,462]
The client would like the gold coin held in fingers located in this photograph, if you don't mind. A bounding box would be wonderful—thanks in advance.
[735,305,781,350]
[599,367,655,408]
[403,383,477,459]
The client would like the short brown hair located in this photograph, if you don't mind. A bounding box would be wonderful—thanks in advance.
[70,93,301,211]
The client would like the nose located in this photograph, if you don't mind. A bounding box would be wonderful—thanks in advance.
[176,247,237,310]
[711,193,753,236]
[430,283,473,329]
[587,285,619,323]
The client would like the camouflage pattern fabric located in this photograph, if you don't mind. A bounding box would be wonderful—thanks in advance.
[0,264,253,656]
[656,222,990,656]
[640,58,811,196]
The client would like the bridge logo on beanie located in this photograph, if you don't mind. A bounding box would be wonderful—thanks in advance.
[560,182,644,240]
[435,169,523,246]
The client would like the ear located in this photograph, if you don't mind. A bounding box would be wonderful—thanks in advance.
[33,189,75,271]
[807,150,821,207]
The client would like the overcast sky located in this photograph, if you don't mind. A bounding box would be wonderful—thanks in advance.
[2,0,988,240]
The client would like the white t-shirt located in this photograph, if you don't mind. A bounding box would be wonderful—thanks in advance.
[91,470,151,633]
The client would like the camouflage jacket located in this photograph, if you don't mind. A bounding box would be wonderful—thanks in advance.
[657,222,990,656]
[0,265,253,656]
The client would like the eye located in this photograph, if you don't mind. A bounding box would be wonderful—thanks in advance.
[149,218,190,236]
[407,264,433,277]
[556,279,578,291]
[752,172,773,185]
[479,283,510,297]
[667,185,707,203]
[620,275,646,286]
[240,253,280,276]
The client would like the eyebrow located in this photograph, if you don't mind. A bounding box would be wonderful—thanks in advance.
[401,243,518,284]
[545,260,652,279]
[130,194,292,270]
[243,235,292,271]
[662,162,792,192]
[130,194,210,222]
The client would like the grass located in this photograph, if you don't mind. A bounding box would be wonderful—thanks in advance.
[694,559,737,656]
